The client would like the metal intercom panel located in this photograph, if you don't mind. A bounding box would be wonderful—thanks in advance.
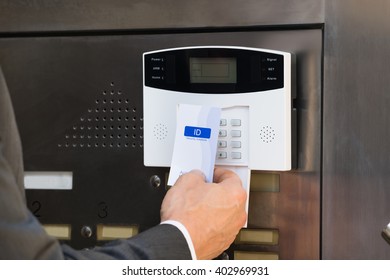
[0,29,322,259]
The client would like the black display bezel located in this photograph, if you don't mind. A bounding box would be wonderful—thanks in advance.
[144,48,284,93]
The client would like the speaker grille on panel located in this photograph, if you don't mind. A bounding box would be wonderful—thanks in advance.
[260,126,276,143]
[58,82,143,149]
[153,123,168,141]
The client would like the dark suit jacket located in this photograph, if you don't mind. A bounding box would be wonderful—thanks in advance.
[0,67,191,260]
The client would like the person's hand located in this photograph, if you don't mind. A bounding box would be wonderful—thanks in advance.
[160,167,247,260]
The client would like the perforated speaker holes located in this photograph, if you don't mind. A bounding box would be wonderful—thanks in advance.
[260,126,276,143]
[58,82,143,149]
[153,123,168,141]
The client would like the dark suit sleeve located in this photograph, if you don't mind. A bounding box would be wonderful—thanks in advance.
[0,67,191,260]
[62,224,192,260]
[0,67,64,260]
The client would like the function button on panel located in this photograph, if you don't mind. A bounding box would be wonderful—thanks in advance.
[231,152,242,159]
[218,140,227,148]
[231,119,241,126]
[231,130,241,137]
[231,141,242,148]
[220,119,227,126]
[217,152,228,159]
[219,130,227,137]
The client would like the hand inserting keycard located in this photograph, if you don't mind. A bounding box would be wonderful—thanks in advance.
[167,104,250,226]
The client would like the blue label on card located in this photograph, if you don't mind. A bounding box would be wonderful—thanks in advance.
[184,126,211,139]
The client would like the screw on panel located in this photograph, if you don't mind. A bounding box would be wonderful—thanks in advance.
[81,226,93,238]
[150,175,161,188]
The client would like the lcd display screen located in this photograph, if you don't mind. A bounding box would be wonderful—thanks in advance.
[190,57,237,83]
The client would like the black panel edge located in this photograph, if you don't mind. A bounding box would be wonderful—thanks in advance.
[0,23,325,38]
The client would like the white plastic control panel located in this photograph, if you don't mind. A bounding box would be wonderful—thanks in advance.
[143,46,294,171]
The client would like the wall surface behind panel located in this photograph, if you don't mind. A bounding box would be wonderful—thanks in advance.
[323,0,390,259]
[0,0,327,259]
[0,0,324,32]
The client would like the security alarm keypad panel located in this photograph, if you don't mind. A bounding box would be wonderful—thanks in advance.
[216,106,249,166]
[144,46,293,172]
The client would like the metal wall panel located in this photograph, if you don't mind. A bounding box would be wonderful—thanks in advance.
[0,0,324,32]
[1,0,388,260]
[323,0,390,259]
[0,29,322,259]
[0,0,328,259]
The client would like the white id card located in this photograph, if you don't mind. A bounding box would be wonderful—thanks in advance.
[167,104,221,185]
